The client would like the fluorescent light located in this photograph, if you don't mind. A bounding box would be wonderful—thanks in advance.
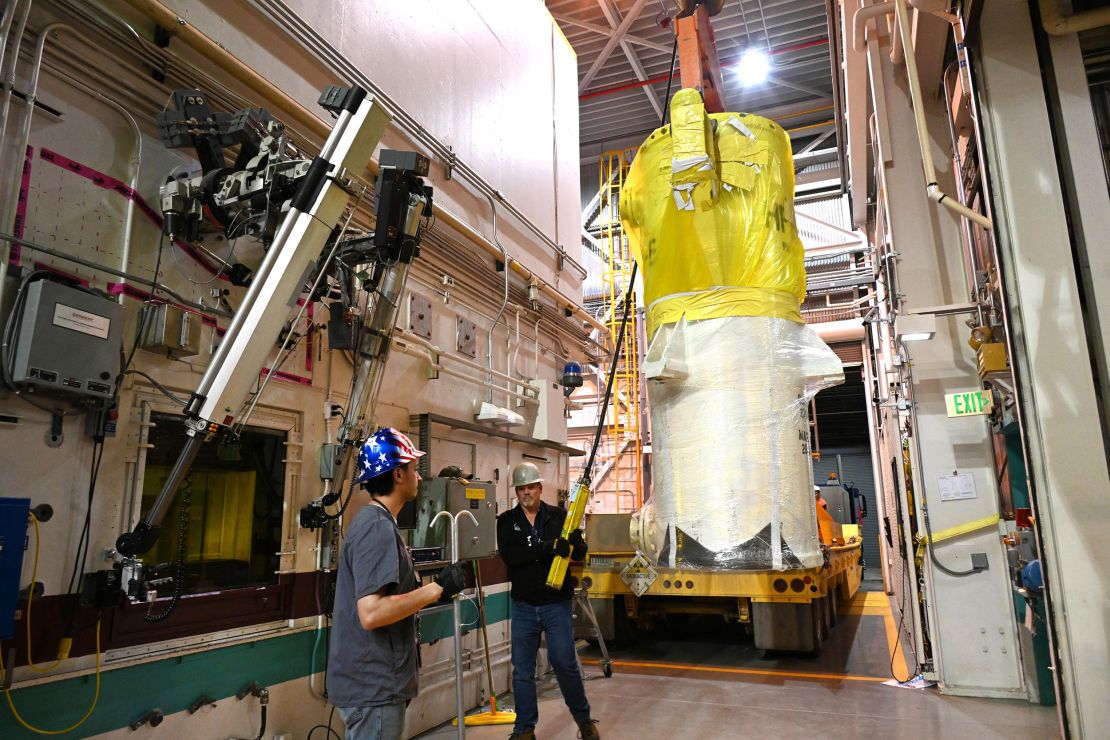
[895,313,937,342]
[736,49,770,86]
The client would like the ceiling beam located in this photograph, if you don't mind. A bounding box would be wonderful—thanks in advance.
[596,0,664,120]
[552,14,671,53]
[767,74,828,98]
[578,0,651,93]
[797,130,835,156]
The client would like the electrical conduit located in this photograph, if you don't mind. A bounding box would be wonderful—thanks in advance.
[117,0,604,334]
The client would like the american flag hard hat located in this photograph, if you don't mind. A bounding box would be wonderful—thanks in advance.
[356,427,426,483]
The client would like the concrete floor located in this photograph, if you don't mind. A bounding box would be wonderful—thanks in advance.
[418,585,1060,739]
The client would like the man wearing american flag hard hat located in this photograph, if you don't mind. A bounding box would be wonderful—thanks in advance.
[328,428,467,739]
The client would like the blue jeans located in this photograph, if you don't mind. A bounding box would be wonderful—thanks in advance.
[511,599,591,733]
[338,702,406,740]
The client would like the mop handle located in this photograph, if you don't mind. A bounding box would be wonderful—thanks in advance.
[472,561,499,710]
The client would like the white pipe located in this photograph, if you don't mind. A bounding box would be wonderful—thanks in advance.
[814,318,866,343]
[1039,0,1110,35]
[853,2,894,54]
[397,328,528,389]
[19,27,143,304]
[532,316,541,379]
[0,0,30,146]
[892,0,993,231]
[391,333,540,406]
[0,0,31,313]
[111,0,603,334]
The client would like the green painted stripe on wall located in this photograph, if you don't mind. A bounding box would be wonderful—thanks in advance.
[419,591,510,642]
[0,592,512,738]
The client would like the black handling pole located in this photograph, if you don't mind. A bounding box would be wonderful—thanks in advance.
[581,261,639,487]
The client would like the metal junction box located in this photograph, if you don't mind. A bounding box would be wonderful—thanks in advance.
[9,280,123,401]
[139,303,202,358]
[412,478,497,561]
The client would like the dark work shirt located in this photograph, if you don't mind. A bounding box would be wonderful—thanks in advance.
[327,502,419,708]
[497,501,576,605]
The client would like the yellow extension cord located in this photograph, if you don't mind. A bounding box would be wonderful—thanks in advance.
[25,518,63,673]
[0,515,102,735]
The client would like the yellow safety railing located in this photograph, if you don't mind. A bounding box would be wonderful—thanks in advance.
[598,149,642,512]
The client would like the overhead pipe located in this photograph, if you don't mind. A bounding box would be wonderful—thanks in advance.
[1039,0,1110,35]
[116,0,604,334]
[0,0,32,309]
[391,330,539,406]
[891,0,992,231]
[813,318,866,343]
[0,0,31,147]
[13,25,143,305]
[853,2,894,55]
[1,232,232,318]
[484,193,510,404]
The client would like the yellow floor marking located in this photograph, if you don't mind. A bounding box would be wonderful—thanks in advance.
[840,608,890,617]
[581,658,887,683]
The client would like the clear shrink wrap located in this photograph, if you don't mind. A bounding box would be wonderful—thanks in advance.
[620,89,844,571]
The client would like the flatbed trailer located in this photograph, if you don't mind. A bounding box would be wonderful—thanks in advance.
[572,513,863,654]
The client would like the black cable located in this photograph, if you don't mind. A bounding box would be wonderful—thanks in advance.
[119,231,167,386]
[251,704,266,740]
[890,560,913,682]
[144,475,192,622]
[62,437,105,634]
[322,473,359,521]
[123,370,187,406]
[661,35,680,126]
[307,724,342,740]
[921,505,981,577]
[581,262,638,486]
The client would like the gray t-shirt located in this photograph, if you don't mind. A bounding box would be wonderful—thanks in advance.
[327,502,419,708]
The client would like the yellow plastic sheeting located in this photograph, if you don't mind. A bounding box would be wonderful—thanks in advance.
[143,466,256,564]
[648,286,801,332]
[620,88,806,337]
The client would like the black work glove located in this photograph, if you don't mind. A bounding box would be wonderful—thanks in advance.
[543,537,571,558]
[568,529,588,560]
[435,562,467,600]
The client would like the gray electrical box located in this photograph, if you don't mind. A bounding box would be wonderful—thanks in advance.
[818,484,851,524]
[8,280,123,401]
[411,478,497,561]
[139,303,201,358]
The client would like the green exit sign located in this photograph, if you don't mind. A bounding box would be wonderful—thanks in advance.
[945,389,993,417]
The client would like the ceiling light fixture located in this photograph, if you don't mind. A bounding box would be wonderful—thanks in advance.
[736,49,770,86]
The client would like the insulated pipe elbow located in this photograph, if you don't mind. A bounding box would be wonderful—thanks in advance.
[1038,0,1110,35]
[853,2,895,54]
[927,183,993,230]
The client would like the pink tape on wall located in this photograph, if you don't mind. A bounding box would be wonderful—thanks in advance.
[38,148,228,280]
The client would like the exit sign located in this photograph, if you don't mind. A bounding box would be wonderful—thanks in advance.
[945,390,993,417]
